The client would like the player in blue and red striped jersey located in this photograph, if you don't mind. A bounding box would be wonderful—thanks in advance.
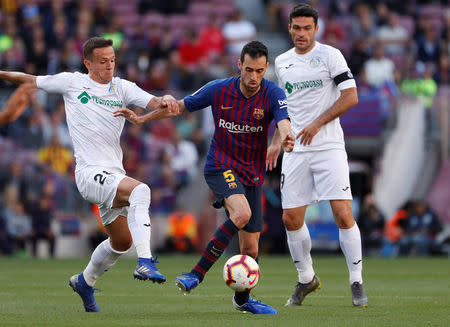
[114,41,294,314]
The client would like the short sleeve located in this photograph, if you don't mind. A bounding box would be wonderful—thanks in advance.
[120,79,154,108]
[184,81,215,112]
[269,85,290,123]
[36,72,73,94]
[274,59,283,89]
[328,48,356,91]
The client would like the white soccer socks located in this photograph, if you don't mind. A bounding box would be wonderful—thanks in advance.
[83,238,127,286]
[286,224,315,284]
[339,223,363,284]
[128,184,153,259]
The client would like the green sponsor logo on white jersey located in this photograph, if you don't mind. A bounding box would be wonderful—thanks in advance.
[285,79,323,94]
[77,91,123,107]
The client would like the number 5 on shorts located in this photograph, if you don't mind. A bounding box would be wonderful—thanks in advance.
[223,170,235,183]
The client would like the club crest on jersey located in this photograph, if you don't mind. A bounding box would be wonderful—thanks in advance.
[228,182,237,189]
[253,108,264,120]
[309,57,321,68]
[105,175,116,185]
[109,82,116,93]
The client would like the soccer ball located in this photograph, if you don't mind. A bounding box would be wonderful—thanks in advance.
[223,254,260,292]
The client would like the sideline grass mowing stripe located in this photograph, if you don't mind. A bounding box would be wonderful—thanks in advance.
[0,255,448,327]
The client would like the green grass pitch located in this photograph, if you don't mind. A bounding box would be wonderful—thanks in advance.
[0,255,448,327]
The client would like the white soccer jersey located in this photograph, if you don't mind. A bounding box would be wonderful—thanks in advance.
[36,72,153,172]
[275,42,356,152]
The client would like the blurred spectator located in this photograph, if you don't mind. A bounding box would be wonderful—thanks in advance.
[101,15,124,50]
[197,15,226,61]
[322,15,345,47]
[348,38,370,77]
[37,134,73,176]
[364,44,395,88]
[166,130,198,189]
[93,0,113,34]
[3,200,31,257]
[261,174,286,254]
[30,196,55,257]
[377,12,409,55]
[176,29,206,90]
[265,0,290,31]
[15,111,46,150]
[45,102,71,148]
[399,201,442,256]
[400,62,437,109]
[434,54,450,85]
[358,203,385,255]
[416,25,441,66]
[442,9,450,55]
[374,3,390,27]
[151,150,177,215]
[222,9,256,57]
[163,206,199,253]
[352,3,377,50]
[190,126,208,158]
[138,0,189,15]
[0,211,13,255]
[177,111,197,140]
[381,201,412,257]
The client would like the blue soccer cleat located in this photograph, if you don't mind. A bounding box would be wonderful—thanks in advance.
[175,273,200,294]
[134,257,166,283]
[69,273,100,312]
[232,297,278,314]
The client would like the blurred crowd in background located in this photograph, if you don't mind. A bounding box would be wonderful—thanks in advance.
[0,0,449,258]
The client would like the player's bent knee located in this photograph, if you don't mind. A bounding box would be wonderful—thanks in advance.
[282,212,302,230]
[111,236,133,252]
[232,209,251,229]
[129,183,151,207]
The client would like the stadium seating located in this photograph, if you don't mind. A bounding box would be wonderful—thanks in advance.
[340,94,383,137]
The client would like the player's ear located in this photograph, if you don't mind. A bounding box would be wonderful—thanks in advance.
[238,59,242,71]
[83,59,91,71]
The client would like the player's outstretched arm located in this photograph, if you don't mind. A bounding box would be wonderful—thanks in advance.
[0,70,37,86]
[0,83,36,125]
[266,119,294,171]
[266,129,282,171]
[113,99,187,124]
[278,118,295,153]
[297,87,358,145]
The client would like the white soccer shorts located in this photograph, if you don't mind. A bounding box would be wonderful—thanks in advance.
[281,149,352,209]
[75,166,128,226]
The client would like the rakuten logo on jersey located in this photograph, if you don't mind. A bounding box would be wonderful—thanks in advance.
[219,119,263,134]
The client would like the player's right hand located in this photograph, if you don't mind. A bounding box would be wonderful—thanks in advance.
[161,95,180,115]
[113,108,140,124]
[266,144,281,171]
[282,133,295,153]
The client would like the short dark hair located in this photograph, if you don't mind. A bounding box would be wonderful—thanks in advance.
[240,41,268,64]
[289,3,318,25]
[82,37,113,60]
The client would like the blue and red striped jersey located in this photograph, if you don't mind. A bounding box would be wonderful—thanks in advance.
[184,76,289,187]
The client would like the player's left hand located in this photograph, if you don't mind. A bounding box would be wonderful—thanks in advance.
[266,144,281,171]
[113,108,140,124]
[297,122,321,146]
[282,132,295,153]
